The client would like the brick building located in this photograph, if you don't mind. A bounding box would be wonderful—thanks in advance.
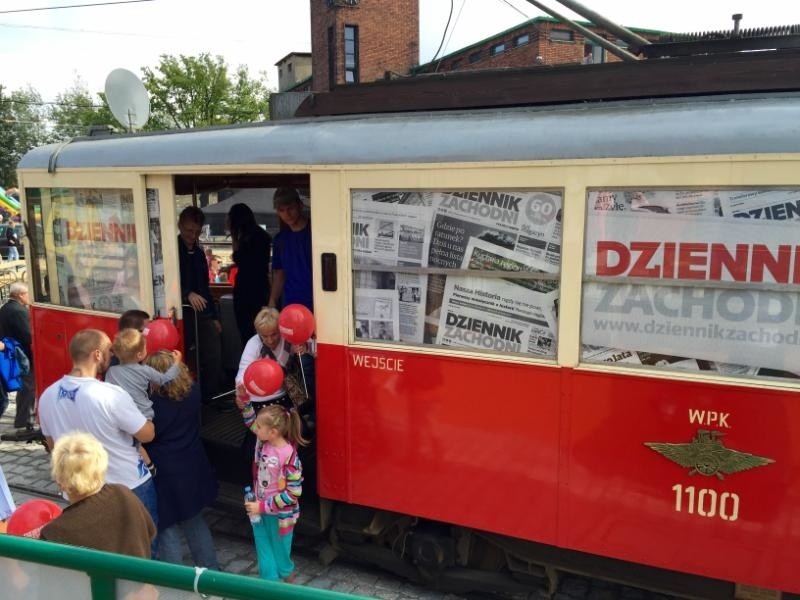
[414,16,662,75]
[310,0,419,92]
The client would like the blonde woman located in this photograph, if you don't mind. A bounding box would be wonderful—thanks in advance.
[40,432,155,558]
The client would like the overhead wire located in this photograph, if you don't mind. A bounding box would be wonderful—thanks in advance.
[0,21,177,39]
[0,98,105,109]
[430,0,455,64]
[498,0,531,20]
[0,0,154,14]
[434,0,467,72]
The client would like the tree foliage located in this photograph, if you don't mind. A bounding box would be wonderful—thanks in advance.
[143,53,270,129]
[0,54,271,185]
[0,85,49,187]
[49,81,115,141]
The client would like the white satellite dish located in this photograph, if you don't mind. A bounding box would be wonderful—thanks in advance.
[104,68,150,132]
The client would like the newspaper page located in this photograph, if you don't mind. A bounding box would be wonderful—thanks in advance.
[590,189,800,221]
[581,345,644,366]
[352,200,431,267]
[721,189,800,221]
[354,288,400,342]
[589,190,723,216]
[352,197,431,342]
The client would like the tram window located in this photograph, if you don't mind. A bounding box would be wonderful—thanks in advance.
[351,190,562,358]
[581,188,800,382]
[29,187,142,314]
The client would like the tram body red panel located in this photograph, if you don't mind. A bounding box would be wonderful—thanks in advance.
[316,344,561,544]
[316,344,799,592]
[564,371,797,590]
[31,306,119,397]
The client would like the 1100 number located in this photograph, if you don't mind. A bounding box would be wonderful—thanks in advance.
[671,485,740,521]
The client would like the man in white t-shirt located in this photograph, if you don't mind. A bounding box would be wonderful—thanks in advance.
[38,329,157,528]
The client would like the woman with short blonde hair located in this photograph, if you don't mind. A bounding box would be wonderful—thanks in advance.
[51,431,108,500]
[41,432,155,558]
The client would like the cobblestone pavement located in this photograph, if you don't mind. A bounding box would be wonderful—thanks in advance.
[0,393,680,600]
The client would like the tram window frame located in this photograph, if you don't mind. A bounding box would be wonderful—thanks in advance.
[350,189,563,360]
[23,188,50,303]
[580,187,800,383]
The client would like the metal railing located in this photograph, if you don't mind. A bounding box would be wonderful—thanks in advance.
[0,534,366,600]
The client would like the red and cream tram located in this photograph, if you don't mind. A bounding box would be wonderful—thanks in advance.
[16,58,800,598]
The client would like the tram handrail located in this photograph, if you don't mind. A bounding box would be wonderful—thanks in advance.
[0,534,366,600]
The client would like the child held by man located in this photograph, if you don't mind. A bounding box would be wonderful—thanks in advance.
[237,399,307,582]
[106,328,182,474]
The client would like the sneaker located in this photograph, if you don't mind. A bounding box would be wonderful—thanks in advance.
[1,426,42,443]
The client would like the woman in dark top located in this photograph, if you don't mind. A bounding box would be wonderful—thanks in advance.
[228,203,272,345]
[143,351,219,569]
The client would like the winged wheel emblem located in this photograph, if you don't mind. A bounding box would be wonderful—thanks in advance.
[644,430,774,480]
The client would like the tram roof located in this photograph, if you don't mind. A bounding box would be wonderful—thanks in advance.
[19,92,800,172]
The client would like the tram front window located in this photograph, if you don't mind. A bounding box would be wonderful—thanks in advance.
[26,187,142,313]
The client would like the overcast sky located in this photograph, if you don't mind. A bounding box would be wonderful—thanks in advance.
[1,0,798,102]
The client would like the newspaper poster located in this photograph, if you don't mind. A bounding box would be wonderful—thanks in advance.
[435,275,558,357]
[354,287,400,342]
[352,189,563,351]
[51,188,141,313]
[429,191,562,273]
[581,195,800,375]
[147,189,166,316]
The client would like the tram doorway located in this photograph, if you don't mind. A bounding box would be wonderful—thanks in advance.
[172,173,311,485]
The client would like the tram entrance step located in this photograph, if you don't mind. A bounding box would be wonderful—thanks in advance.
[201,408,251,486]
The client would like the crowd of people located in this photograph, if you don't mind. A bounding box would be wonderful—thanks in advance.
[1,187,315,583]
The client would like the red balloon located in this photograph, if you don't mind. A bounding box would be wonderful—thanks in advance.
[143,319,180,354]
[244,358,284,397]
[278,304,315,344]
[7,499,63,538]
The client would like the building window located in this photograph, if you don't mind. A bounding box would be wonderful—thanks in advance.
[490,42,506,56]
[344,25,359,84]
[288,63,293,72]
[583,43,605,64]
[515,33,530,47]
[549,29,574,42]
[451,59,462,70]
[468,51,481,63]
[328,26,336,89]
[279,68,283,78]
